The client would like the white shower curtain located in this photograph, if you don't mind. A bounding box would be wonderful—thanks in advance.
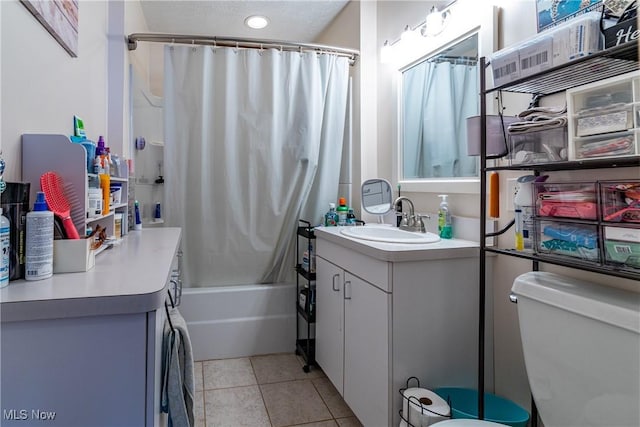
[163,45,349,287]
[403,61,478,178]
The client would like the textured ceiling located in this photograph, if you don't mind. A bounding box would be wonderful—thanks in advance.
[139,0,351,43]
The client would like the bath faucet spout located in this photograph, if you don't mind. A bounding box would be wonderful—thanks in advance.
[393,197,426,233]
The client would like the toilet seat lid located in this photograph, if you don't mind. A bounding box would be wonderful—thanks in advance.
[435,420,507,427]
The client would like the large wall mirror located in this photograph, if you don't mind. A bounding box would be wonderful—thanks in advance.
[396,3,497,194]
[402,33,478,180]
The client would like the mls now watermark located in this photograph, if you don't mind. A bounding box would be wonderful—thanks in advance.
[3,409,57,421]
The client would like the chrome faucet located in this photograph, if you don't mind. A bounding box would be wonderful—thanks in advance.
[393,196,429,233]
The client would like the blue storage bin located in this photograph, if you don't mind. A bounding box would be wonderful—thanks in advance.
[434,387,529,427]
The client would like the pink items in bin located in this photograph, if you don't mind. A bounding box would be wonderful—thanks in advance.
[535,183,598,220]
[601,181,640,223]
[538,201,598,219]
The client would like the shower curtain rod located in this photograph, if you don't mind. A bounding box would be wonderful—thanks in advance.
[127,33,360,65]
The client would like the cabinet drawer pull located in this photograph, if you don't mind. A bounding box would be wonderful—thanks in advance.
[344,280,351,300]
[332,274,340,291]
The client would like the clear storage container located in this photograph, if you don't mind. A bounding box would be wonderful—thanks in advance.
[535,182,598,220]
[508,126,568,165]
[535,220,600,263]
[600,180,640,223]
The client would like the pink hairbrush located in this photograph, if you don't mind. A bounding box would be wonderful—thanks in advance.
[40,171,80,239]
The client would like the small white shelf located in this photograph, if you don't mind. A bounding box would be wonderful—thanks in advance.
[86,211,114,225]
[22,134,130,240]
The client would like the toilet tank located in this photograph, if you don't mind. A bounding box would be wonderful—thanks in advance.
[512,271,640,427]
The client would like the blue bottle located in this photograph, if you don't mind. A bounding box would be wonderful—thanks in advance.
[324,203,339,226]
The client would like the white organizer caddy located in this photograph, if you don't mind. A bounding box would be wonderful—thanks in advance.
[566,70,640,160]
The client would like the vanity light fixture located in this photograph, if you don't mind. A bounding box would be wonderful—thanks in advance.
[380,2,455,63]
[422,6,450,37]
[244,15,269,29]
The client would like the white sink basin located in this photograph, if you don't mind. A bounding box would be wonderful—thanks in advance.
[339,226,441,244]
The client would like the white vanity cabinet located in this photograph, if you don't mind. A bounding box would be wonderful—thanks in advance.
[316,256,391,427]
[314,227,491,427]
[0,228,181,427]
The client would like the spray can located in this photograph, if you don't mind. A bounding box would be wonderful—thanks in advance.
[25,192,54,281]
[0,208,10,287]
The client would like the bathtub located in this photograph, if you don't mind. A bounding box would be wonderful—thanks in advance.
[180,282,296,361]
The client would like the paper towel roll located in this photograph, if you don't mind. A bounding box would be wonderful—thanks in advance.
[400,387,450,427]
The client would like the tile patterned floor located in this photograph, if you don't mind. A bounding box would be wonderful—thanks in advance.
[193,353,363,427]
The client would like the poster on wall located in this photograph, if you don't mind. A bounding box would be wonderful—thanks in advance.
[21,0,79,57]
[536,0,603,32]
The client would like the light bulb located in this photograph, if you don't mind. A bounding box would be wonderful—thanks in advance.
[244,15,269,29]
[424,7,445,36]
[400,25,419,43]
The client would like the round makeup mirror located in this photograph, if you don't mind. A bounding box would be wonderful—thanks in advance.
[361,178,393,215]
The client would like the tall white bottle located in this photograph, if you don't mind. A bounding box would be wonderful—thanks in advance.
[0,208,10,287]
[25,191,54,281]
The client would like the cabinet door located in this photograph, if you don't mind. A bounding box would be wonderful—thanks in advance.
[343,272,391,427]
[315,256,345,395]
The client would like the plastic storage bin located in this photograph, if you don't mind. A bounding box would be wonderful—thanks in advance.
[600,180,640,223]
[535,220,600,263]
[535,182,598,220]
[489,46,520,87]
[566,71,639,160]
[466,115,520,157]
[604,226,640,269]
[508,126,568,165]
[433,387,529,427]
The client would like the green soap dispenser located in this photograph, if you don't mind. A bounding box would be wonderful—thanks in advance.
[437,194,452,239]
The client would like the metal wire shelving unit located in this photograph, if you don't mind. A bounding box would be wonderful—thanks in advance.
[477,41,639,425]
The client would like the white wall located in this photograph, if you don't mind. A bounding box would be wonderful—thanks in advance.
[315,1,361,216]
[1,1,108,181]
[0,0,148,182]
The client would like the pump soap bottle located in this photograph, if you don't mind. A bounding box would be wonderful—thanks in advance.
[437,194,452,239]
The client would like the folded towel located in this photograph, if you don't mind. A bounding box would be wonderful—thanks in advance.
[508,105,568,134]
[161,305,195,427]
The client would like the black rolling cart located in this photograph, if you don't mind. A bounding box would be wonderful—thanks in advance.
[294,219,316,372]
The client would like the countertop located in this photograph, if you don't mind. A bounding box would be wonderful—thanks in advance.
[314,225,480,262]
[0,227,181,322]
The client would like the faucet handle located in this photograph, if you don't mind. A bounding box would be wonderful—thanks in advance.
[416,214,430,233]
[400,212,410,227]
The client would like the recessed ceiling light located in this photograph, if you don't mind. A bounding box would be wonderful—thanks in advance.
[245,15,269,29]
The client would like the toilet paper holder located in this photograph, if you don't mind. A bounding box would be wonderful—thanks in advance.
[399,377,452,427]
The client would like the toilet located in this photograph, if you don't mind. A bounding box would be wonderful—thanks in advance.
[511,271,640,427]
[428,270,639,427]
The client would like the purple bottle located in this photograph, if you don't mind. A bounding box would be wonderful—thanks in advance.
[96,136,106,157]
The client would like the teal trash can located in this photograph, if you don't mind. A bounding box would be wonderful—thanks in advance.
[434,387,529,427]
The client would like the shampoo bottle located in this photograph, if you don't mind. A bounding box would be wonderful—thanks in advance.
[134,200,142,230]
[25,192,54,281]
[437,194,452,239]
[337,198,349,226]
[0,208,10,288]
